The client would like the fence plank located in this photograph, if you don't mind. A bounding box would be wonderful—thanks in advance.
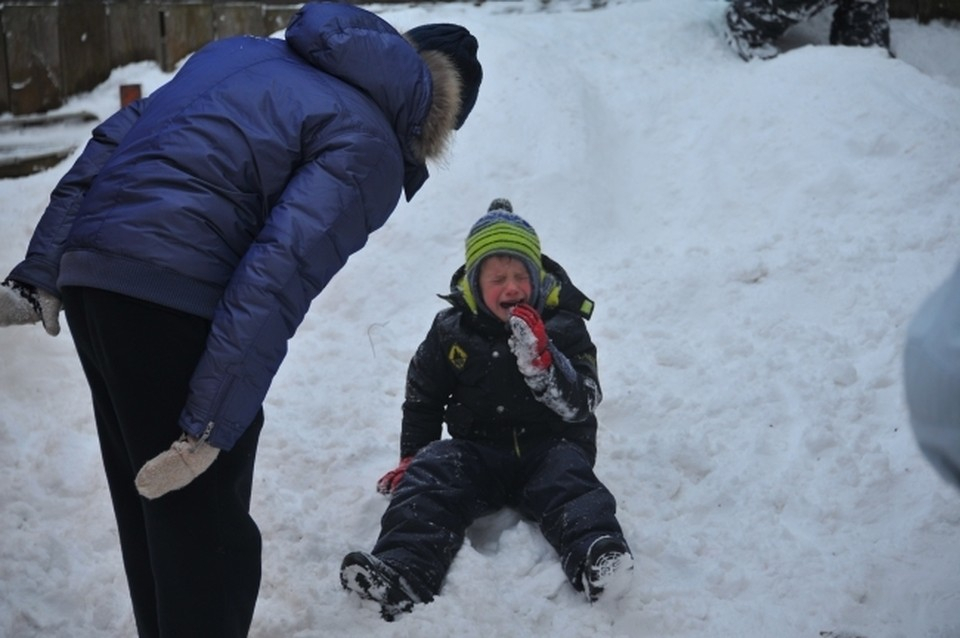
[0,22,9,114]
[4,4,62,115]
[159,3,214,71]
[889,0,917,17]
[918,0,960,21]
[107,1,162,69]
[265,5,299,35]
[59,3,113,99]
[214,3,266,40]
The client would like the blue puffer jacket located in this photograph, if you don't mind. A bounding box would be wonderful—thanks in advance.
[9,2,436,450]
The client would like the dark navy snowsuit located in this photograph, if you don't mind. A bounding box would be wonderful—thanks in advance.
[372,256,629,600]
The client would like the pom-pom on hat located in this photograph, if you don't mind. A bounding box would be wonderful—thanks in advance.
[405,23,482,130]
[463,198,543,315]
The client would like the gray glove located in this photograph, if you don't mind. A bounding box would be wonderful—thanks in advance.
[0,278,61,336]
[135,434,220,499]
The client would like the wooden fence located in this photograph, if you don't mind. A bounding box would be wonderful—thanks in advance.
[0,0,958,116]
[0,1,302,116]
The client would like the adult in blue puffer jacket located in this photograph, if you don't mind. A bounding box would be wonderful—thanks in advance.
[0,2,482,636]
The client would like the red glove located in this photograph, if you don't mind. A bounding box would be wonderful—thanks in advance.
[508,303,553,373]
[376,456,414,495]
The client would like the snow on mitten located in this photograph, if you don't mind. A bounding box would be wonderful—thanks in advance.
[508,303,553,377]
[135,434,220,499]
[0,279,61,336]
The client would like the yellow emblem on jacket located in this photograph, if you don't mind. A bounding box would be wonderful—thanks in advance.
[448,343,468,370]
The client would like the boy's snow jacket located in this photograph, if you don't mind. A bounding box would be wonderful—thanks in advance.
[400,255,603,464]
[7,2,436,450]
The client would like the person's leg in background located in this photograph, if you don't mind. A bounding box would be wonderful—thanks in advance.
[725,0,834,60]
[831,0,891,51]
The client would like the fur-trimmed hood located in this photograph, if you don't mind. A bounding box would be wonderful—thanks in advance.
[286,3,463,200]
[408,48,462,166]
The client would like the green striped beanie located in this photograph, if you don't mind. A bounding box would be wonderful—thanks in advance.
[463,198,543,314]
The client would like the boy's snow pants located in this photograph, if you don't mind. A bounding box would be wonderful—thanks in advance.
[371,437,628,599]
[63,286,263,638]
[729,0,890,48]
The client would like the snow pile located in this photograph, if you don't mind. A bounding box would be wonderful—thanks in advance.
[1,2,959,637]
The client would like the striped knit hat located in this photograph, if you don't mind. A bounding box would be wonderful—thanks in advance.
[463,198,543,315]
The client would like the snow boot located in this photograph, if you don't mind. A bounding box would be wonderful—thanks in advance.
[340,551,421,621]
[830,0,891,52]
[723,4,780,61]
[580,535,634,603]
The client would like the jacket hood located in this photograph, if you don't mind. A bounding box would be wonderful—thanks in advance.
[441,254,595,321]
[286,3,453,199]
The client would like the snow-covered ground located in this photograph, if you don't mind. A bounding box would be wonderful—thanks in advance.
[2,1,959,636]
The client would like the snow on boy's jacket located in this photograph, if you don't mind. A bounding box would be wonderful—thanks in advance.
[9,3,444,450]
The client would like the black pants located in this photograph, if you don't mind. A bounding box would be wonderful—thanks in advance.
[372,437,628,599]
[63,287,263,638]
